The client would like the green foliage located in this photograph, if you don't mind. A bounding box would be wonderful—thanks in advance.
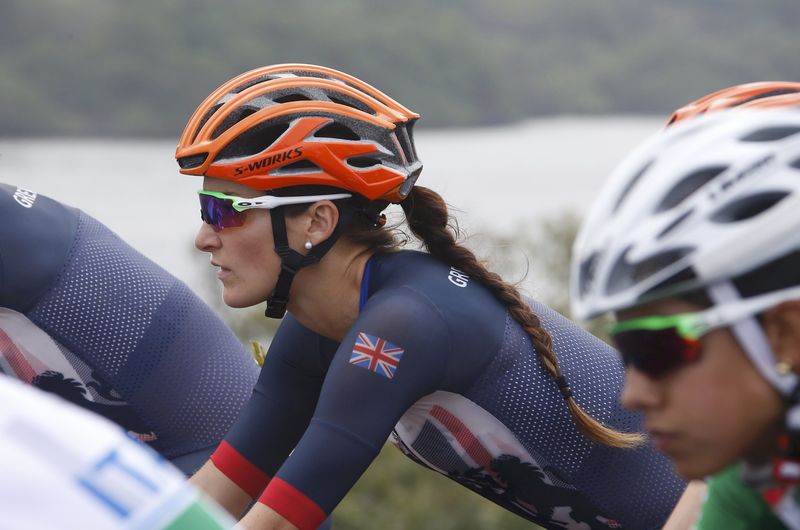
[468,210,612,340]
[1,0,798,136]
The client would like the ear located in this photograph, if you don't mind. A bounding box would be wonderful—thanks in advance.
[289,200,340,249]
[763,301,800,372]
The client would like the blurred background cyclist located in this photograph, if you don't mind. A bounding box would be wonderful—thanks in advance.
[176,63,687,530]
[0,182,258,475]
[662,80,800,525]
[571,105,800,529]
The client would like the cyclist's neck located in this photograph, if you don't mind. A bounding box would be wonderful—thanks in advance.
[287,240,374,342]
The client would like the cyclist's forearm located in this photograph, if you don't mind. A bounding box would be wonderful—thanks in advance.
[237,503,300,530]
[191,460,254,519]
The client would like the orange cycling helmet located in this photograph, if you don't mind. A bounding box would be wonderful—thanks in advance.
[177,64,422,319]
[666,81,800,126]
[176,63,422,203]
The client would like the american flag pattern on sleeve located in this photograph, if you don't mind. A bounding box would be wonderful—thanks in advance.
[348,333,404,379]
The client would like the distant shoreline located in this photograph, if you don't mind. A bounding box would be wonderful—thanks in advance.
[0,116,663,305]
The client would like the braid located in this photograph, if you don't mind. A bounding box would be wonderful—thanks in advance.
[401,187,643,448]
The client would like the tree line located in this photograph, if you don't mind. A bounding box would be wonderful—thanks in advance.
[1,0,797,136]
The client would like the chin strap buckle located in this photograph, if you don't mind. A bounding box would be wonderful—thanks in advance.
[262,204,355,319]
[265,297,288,318]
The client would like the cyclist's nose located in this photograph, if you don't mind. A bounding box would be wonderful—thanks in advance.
[621,367,664,412]
[195,222,220,252]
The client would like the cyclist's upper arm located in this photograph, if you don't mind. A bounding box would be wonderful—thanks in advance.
[209,314,333,498]
[256,288,451,529]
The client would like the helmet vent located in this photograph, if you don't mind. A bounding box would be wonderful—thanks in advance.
[273,94,312,104]
[279,160,320,172]
[177,153,208,169]
[657,209,693,239]
[732,89,800,107]
[405,122,418,159]
[216,123,290,161]
[642,265,698,299]
[314,122,360,141]
[578,252,600,297]
[395,123,417,163]
[328,95,376,115]
[212,107,259,139]
[231,75,278,94]
[349,157,380,168]
[606,246,635,295]
[607,247,692,295]
[740,126,800,143]
[656,166,726,212]
[289,70,328,80]
[193,104,224,142]
[612,160,653,213]
[710,191,789,223]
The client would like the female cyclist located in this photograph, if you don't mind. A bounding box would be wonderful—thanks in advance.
[571,107,800,529]
[175,63,685,530]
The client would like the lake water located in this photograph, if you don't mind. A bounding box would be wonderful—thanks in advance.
[0,116,664,306]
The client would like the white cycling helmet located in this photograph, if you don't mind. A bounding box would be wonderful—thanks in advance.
[571,108,800,394]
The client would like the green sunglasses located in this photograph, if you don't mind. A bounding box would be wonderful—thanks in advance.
[609,286,800,377]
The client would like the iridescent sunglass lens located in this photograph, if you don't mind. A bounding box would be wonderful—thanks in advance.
[199,194,246,231]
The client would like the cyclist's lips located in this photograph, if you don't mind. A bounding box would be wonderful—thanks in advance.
[647,427,681,453]
[211,261,232,280]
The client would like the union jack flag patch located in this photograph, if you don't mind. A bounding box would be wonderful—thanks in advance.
[349,332,404,379]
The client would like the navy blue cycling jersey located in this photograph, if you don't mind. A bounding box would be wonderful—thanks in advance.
[212,250,686,529]
[0,183,258,474]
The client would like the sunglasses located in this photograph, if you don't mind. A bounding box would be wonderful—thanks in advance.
[609,286,800,378]
[198,190,351,232]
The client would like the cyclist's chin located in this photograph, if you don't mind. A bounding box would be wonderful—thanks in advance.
[672,454,724,481]
[222,285,269,309]
[668,443,738,481]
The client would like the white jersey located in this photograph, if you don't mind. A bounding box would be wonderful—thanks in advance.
[0,376,234,530]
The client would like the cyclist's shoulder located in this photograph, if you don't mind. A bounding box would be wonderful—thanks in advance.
[365,250,505,322]
[0,184,81,311]
[0,182,80,230]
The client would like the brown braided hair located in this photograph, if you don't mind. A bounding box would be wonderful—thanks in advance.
[341,186,643,448]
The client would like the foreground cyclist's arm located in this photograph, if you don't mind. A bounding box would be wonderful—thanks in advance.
[192,460,254,518]
[236,504,300,530]
[0,375,236,529]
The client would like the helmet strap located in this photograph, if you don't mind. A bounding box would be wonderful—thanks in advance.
[265,205,353,318]
[708,281,800,499]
